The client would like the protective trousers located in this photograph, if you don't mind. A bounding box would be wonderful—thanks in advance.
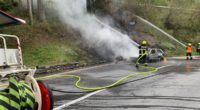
[137,47,148,65]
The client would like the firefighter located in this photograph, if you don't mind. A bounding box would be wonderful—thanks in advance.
[0,77,36,110]
[136,40,148,67]
[197,42,200,55]
[186,43,193,60]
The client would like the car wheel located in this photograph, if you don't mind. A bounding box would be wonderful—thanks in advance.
[158,57,163,61]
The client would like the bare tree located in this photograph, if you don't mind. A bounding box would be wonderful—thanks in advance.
[18,0,23,10]
[37,0,46,21]
[27,0,33,25]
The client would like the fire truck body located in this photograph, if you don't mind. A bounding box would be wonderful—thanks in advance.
[0,10,53,110]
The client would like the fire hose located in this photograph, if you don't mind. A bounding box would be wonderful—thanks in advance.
[0,55,159,110]
[0,55,158,91]
[36,54,158,91]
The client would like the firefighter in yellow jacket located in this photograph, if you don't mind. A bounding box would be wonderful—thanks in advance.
[136,40,148,67]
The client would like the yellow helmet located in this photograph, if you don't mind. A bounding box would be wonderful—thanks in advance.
[188,43,192,46]
[142,40,147,45]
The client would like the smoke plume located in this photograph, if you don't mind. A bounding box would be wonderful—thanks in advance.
[50,0,139,60]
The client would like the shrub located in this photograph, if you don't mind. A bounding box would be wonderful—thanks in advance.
[0,0,17,11]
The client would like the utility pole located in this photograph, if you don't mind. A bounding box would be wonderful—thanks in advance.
[27,0,33,25]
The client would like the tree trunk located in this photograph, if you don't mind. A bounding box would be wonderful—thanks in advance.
[37,0,46,21]
[18,0,23,10]
[27,0,33,25]
[87,0,96,13]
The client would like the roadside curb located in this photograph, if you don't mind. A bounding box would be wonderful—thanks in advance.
[35,61,110,74]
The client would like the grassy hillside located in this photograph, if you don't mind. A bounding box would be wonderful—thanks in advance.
[94,0,200,56]
[130,0,200,56]
[125,0,200,41]
[0,12,100,66]
[1,0,199,67]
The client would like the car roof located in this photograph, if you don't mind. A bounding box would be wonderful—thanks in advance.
[149,48,163,50]
[0,10,26,27]
[149,48,158,50]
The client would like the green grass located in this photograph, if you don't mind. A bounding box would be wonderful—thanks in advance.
[0,13,97,67]
[22,40,89,66]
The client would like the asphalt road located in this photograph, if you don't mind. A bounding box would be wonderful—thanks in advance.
[43,59,200,110]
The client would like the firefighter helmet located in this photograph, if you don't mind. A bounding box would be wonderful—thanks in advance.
[188,43,192,46]
[142,40,147,45]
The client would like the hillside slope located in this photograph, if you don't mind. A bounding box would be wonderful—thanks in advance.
[93,0,200,56]
[0,12,102,66]
[1,0,199,67]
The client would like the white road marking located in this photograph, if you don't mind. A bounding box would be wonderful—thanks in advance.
[53,64,173,110]
[53,89,104,110]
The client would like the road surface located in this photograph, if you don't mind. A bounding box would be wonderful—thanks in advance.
[43,59,200,110]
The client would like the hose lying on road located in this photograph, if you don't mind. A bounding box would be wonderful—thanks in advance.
[37,55,158,91]
[37,66,157,90]
[0,55,158,91]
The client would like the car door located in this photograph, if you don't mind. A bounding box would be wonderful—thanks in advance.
[149,49,157,60]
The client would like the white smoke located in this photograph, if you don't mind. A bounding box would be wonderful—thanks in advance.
[50,0,139,60]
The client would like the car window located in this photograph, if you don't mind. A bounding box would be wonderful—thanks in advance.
[150,49,156,54]
[157,49,163,54]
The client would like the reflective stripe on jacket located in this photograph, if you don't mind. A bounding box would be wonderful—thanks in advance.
[0,77,35,110]
[139,46,148,55]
